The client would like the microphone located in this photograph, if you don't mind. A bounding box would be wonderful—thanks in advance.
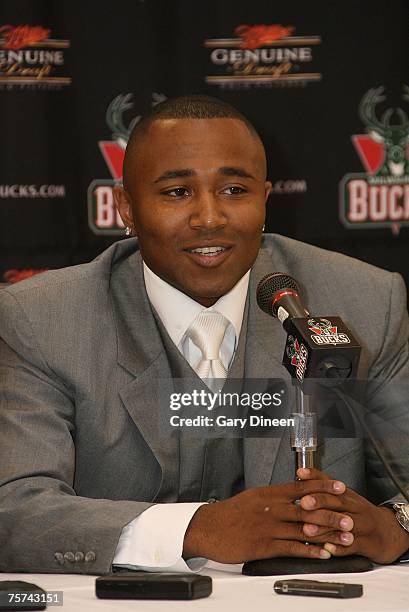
[257,272,309,329]
[256,273,361,383]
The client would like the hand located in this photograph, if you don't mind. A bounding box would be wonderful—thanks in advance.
[182,477,350,563]
[297,468,409,564]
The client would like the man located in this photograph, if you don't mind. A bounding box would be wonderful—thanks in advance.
[0,95,408,575]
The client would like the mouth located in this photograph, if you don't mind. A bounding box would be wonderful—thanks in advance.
[184,245,232,267]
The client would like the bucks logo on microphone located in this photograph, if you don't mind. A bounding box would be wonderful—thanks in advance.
[308,318,351,345]
[286,335,309,382]
[282,316,360,383]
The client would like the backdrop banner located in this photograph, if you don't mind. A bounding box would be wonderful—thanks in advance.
[1,0,408,290]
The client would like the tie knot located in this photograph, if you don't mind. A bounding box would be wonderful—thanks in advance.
[187,311,230,361]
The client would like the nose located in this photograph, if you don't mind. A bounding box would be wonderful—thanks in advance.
[189,190,227,231]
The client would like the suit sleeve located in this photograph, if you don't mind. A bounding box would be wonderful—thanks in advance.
[363,272,409,503]
[0,289,152,574]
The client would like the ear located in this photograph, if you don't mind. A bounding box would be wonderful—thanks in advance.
[113,186,134,231]
[264,180,272,203]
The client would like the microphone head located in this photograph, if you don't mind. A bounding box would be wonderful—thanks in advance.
[256,272,300,317]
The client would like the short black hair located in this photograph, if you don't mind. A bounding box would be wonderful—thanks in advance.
[123,95,263,189]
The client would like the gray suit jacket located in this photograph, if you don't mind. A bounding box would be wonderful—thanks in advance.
[0,234,408,574]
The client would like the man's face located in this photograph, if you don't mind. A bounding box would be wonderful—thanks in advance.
[114,118,271,307]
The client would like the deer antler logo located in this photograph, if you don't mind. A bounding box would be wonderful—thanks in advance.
[99,92,166,180]
[307,318,337,336]
[105,94,140,150]
[105,92,166,150]
[359,86,409,177]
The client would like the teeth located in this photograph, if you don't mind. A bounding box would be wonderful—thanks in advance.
[190,246,226,255]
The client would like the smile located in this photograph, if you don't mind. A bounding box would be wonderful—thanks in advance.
[184,245,232,268]
[188,246,227,256]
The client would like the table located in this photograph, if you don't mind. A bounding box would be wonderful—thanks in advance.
[1,562,409,611]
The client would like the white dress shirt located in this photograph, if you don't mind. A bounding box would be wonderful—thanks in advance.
[113,263,250,572]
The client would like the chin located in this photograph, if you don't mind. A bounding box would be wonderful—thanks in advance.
[190,287,230,306]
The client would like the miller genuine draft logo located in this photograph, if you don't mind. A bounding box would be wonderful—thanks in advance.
[340,86,409,234]
[0,24,71,89]
[88,92,166,235]
[204,24,321,89]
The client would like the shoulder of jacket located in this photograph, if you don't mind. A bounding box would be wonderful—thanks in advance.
[261,233,397,284]
[0,239,140,305]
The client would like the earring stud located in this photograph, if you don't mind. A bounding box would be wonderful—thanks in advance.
[125,227,132,236]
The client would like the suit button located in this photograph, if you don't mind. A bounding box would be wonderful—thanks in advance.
[74,552,84,562]
[54,552,64,565]
[85,551,96,562]
[64,551,75,562]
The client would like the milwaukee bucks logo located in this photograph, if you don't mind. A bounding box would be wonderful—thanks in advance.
[286,335,301,366]
[359,86,409,178]
[87,92,166,235]
[340,85,409,233]
[308,318,336,335]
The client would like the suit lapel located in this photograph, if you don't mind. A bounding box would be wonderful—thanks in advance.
[110,250,179,500]
[243,247,294,488]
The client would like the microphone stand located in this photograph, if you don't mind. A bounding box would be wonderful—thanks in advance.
[242,378,373,576]
[292,385,316,475]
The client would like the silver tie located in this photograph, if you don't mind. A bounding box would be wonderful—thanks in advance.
[187,311,230,381]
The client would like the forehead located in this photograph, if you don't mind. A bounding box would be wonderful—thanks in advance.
[133,118,265,177]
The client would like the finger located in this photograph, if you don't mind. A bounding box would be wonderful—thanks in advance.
[287,502,354,531]
[265,519,306,542]
[302,524,355,547]
[272,539,331,560]
[267,519,353,548]
[299,509,354,531]
[281,478,346,501]
[296,467,331,481]
[303,521,354,537]
[324,542,357,557]
[300,492,349,511]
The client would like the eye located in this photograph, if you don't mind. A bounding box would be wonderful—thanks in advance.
[162,187,190,198]
[222,186,247,195]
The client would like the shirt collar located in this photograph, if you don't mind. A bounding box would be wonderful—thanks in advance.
[143,263,250,348]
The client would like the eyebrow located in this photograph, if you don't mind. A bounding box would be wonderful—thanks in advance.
[154,169,195,182]
[154,166,255,183]
[219,166,255,179]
